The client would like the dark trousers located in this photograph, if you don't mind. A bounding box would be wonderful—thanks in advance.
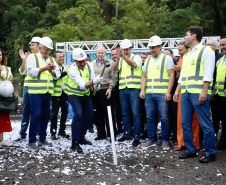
[113,86,123,132]
[215,95,226,143]
[211,99,221,135]
[140,98,147,133]
[93,89,116,138]
[168,99,177,136]
[68,95,93,143]
[50,91,68,134]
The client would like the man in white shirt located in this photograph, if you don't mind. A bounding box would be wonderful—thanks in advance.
[173,26,217,163]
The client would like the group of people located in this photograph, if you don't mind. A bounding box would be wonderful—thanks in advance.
[0,26,225,164]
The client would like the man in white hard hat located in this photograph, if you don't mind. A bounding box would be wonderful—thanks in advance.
[26,37,61,150]
[15,37,41,142]
[140,35,175,150]
[113,39,142,146]
[173,26,216,163]
[66,48,103,153]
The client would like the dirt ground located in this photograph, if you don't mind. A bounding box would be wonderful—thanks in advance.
[0,120,226,185]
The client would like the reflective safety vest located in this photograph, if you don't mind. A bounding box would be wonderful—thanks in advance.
[146,54,170,93]
[65,63,91,96]
[51,64,68,96]
[23,54,31,87]
[119,55,142,90]
[0,66,11,82]
[25,54,54,94]
[215,55,226,97]
[181,46,213,95]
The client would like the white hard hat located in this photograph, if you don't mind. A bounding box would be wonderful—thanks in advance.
[0,81,14,98]
[120,39,132,49]
[29,37,41,44]
[72,48,87,61]
[40,37,53,49]
[148,35,162,47]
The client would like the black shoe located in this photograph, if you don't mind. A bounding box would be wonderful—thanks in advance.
[14,136,26,142]
[59,131,70,138]
[179,152,197,159]
[89,128,94,133]
[71,142,83,153]
[141,130,147,140]
[51,133,58,140]
[79,139,92,145]
[94,136,106,141]
[199,153,216,163]
[132,139,140,146]
[118,136,132,142]
[217,142,226,150]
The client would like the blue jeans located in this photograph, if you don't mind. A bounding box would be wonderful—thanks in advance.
[50,92,68,134]
[145,93,170,141]
[29,93,51,143]
[20,86,30,138]
[181,91,216,154]
[119,88,141,140]
[68,95,93,144]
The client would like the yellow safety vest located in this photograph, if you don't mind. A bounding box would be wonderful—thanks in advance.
[25,54,54,94]
[146,54,169,93]
[181,46,213,95]
[0,66,11,82]
[119,55,142,90]
[215,55,226,97]
[65,63,91,96]
[51,64,68,96]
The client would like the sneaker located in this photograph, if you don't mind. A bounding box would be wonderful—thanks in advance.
[0,140,13,147]
[94,136,106,141]
[118,136,132,142]
[141,140,156,149]
[51,133,58,140]
[79,139,92,145]
[28,142,38,150]
[162,140,170,150]
[132,139,140,146]
[14,136,26,142]
[39,140,52,146]
[71,142,83,153]
[59,131,70,138]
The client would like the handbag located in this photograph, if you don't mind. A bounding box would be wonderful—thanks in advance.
[0,93,18,112]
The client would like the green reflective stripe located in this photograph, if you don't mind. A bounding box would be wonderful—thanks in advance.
[34,54,39,68]
[66,84,86,92]
[65,89,83,96]
[126,76,141,79]
[182,77,186,81]
[147,79,152,82]
[153,85,169,89]
[154,79,168,82]
[5,66,9,78]
[182,85,212,90]
[127,82,140,85]
[53,90,61,94]
[119,77,125,80]
[187,76,203,81]
[146,58,151,69]
[160,55,166,82]
[54,85,61,88]
[130,56,135,77]
[87,63,91,81]
[119,83,126,86]
[25,80,48,83]
[218,89,224,92]
[29,86,53,90]
[218,82,225,85]
[78,70,82,77]
[195,46,206,80]
[49,57,54,64]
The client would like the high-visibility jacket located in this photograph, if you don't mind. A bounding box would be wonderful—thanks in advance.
[119,55,142,90]
[51,64,68,96]
[65,63,91,96]
[25,54,54,94]
[23,54,31,87]
[0,66,11,82]
[215,55,226,97]
[145,54,170,93]
[181,46,213,95]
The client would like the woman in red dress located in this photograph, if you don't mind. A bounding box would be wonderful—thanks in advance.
[0,48,13,146]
